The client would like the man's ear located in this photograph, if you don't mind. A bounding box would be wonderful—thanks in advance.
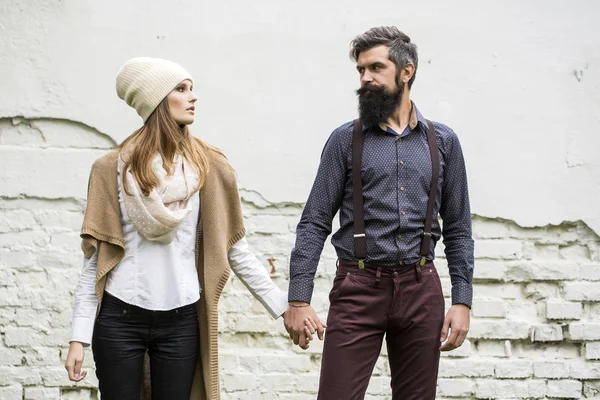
[401,63,416,85]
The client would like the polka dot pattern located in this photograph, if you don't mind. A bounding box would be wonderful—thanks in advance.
[289,105,474,307]
[121,153,199,244]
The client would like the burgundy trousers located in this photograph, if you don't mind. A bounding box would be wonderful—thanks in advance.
[317,260,445,400]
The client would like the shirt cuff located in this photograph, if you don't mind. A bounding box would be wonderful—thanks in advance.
[451,282,473,308]
[287,277,315,304]
[69,316,95,346]
[263,287,289,319]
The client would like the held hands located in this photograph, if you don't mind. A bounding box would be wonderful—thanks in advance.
[440,304,470,351]
[65,341,88,381]
[283,302,326,350]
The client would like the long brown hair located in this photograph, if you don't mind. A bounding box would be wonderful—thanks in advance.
[117,99,219,196]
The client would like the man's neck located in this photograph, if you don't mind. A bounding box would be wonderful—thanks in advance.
[383,90,412,134]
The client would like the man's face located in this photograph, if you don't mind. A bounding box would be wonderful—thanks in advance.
[356,45,398,92]
[355,45,403,127]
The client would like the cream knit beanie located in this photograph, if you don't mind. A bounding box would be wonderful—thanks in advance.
[116,57,194,122]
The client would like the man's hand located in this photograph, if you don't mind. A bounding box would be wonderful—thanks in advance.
[440,304,470,351]
[65,341,87,381]
[283,302,326,350]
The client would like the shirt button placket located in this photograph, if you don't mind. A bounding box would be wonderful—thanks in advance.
[396,135,406,247]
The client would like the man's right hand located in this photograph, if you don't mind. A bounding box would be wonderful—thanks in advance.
[283,302,326,350]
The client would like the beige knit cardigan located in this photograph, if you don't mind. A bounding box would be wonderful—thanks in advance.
[80,149,246,400]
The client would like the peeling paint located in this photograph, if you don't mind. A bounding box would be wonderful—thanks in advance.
[239,188,303,210]
[0,195,86,212]
[0,117,115,149]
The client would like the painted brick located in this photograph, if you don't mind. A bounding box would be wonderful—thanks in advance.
[567,323,600,341]
[546,380,582,399]
[472,283,523,299]
[505,261,580,281]
[569,361,600,379]
[222,373,260,391]
[524,282,560,300]
[437,379,474,397]
[476,340,509,358]
[441,339,472,358]
[474,379,530,398]
[257,373,297,392]
[546,300,582,320]
[475,240,523,260]
[559,245,591,261]
[583,381,600,398]
[531,324,564,342]
[473,261,506,281]
[439,359,495,378]
[494,360,532,378]
[0,366,42,386]
[534,360,570,379]
[512,341,580,359]
[534,244,559,259]
[469,321,531,340]
[587,342,600,360]
[504,300,538,320]
[0,209,36,233]
[60,389,99,400]
[528,379,549,398]
[0,386,23,400]
[257,353,313,373]
[245,216,291,235]
[563,282,600,301]
[0,345,24,366]
[472,219,510,239]
[24,387,60,400]
[472,300,506,318]
[581,263,600,281]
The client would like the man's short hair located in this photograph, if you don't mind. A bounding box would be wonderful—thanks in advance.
[350,26,419,88]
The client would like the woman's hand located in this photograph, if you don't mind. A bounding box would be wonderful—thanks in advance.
[65,341,87,382]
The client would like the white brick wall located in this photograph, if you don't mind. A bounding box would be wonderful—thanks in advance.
[2,119,600,399]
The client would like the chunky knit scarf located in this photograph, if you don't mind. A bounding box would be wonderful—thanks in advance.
[120,152,199,244]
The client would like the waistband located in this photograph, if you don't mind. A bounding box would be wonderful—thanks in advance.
[102,291,196,318]
[337,259,435,283]
[338,259,430,270]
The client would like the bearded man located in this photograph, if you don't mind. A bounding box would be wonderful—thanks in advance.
[284,26,475,400]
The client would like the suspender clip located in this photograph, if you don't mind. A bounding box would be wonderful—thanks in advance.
[420,256,426,266]
[358,259,365,269]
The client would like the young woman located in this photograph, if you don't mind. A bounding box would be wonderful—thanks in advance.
[63,57,315,400]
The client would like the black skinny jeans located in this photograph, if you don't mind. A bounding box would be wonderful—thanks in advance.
[92,292,199,400]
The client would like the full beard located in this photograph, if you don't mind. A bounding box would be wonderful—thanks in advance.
[356,83,403,128]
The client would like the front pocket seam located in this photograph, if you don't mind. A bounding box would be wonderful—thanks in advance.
[329,273,351,303]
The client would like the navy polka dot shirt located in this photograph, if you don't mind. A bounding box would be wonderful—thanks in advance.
[288,104,474,307]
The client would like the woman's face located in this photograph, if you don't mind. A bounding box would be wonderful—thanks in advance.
[167,80,198,125]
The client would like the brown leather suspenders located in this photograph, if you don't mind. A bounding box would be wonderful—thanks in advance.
[351,119,440,269]
[420,120,440,265]
[352,120,368,269]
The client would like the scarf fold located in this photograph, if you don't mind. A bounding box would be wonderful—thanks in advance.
[120,151,199,244]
